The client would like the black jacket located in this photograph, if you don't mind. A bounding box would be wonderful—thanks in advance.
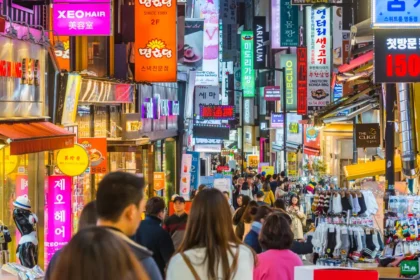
[133,215,175,277]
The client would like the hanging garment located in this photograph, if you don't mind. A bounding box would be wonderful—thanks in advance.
[358,193,368,215]
[352,194,361,214]
[332,194,343,214]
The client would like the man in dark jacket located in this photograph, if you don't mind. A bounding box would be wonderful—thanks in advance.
[96,172,162,280]
[163,196,188,250]
[134,197,174,277]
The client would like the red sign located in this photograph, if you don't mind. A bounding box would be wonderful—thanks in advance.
[78,138,108,174]
[264,86,281,101]
[297,47,307,115]
[200,105,235,120]
[217,166,230,172]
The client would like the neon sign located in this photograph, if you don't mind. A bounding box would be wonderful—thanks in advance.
[200,105,235,120]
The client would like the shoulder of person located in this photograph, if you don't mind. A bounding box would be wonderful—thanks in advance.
[237,244,255,262]
[141,256,163,280]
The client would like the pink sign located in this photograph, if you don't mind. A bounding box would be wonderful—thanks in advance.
[45,176,72,264]
[15,175,28,242]
[52,3,112,36]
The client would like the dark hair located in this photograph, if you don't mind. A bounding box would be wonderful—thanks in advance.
[273,199,286,210]
[274,210,292,224]
[242,201,258,223]
[223,191,230,197]
[145,197,165,216]
[262,182,271,192]
[51,227,149,280]
[198,184,207,191]
[178,188,255,279]
[272,174,278,180]
[254,206,273,222]
[233,175,239,181]
[96,172,145,222]
[256,191,264,199]
[239,195,251,208]
[256,174,261,180]
[246,174,254,180]
[289,194,300,206]
[280,171,286,177]
[78,201,97,230]
[259,212,294,250]
[265,175,272,182]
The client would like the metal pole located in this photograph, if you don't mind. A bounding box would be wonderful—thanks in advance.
[242,92,245,176]
[385,84,396,209]
[352,118,358,164]
[282,67,287,176]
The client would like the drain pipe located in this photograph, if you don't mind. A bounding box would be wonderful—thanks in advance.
[398,83,418,178]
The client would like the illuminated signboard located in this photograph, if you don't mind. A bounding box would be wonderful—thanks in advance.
[142,98,154,119]
[306,6,331,114]
[200,105,235,120]
[281,54,297,111]
[270,113,284,128]
[264,86,281,101]
[292,0,344,4]
[297,47,307,115]
[241,31,255,98]
[169,100,179,116]
[374,29,420,83]
[280,0,299,47]
[161,99,169,116]
[373,0,420,28]
[271,0,281,49]
[253,16,266,69]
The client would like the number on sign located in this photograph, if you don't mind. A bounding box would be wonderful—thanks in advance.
[386,54,420,77]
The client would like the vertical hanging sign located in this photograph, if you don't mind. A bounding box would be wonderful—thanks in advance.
[281,54,297,111]
[297,47,307,115]
[220,0,237,61]
[271,0,281,49]
[135,0,177,82]
[253,16,266,69]
[241,31,255,97]
[280,0,299,47]
[306,6,331,114]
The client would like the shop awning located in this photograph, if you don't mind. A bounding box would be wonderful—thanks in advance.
[0,121,75,155]
[343,156,402,180]
[304,147,320,157]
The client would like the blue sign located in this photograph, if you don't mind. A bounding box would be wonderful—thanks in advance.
[187,151,200,190]
[373,0,420,28]
[200,176,215,188]
[333,84,348,116]
[271,113,284,128]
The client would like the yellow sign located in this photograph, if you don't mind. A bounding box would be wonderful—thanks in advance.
[56,144,89,176]
[261,166,274,175]
[248,155,259,169]
[288,153,297,176]
[153,172,165,191]
[3,146,18,174]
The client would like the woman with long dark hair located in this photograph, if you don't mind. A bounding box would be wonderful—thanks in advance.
[51,227,149,280]
[167,189,255,280]
[233,195,251,239]
[244,206,272,253]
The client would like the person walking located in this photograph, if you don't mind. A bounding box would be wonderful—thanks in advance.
[242,201,259,240]
[232,195,251,240]
[255,191,269,207]
[96,172,162,280]
[133,197,174,277]
[270,174,279,194]
[244,206,272,253]
[287,195,306,240]
[163,196,188,250]
[253,212,303,280]
[262,182,275,206]
[50,227,150,280]
[241,175,254,199]
[223,191,235,214]
[166,188,255,280]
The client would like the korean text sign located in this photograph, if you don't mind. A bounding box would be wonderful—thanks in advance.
[135,0,177,82]
[373,0,420,28]
[194,86,219,116]
[241,31,255,98]
[305,6,331,114]
[78,138,108,174]
[200,105,235,120]
[281,54,297,111]
[374,29,420,83]
[280,0,299,47]
[52,3,112,36]
[46,176,72,264]
[297,47,308,115]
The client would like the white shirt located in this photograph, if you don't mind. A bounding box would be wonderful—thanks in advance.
[166,244,254,280]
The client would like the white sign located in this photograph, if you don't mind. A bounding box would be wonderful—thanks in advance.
[244,98,254,125]
[194,144,222,153]
[214,178,231,193]
[220,0,238,61]
[333,6,344,66]
[195,138,224,144]
[306,6,331,114]
[222,62,234,105]
[373,0,420,28]
[195,71,219,86]
[194,85,220,116]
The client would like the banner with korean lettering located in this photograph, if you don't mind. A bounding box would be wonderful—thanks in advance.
[280,0,299,47]
[373,0,420,28]
[241,31,255,98]
[135,0,177,82]
[306,6,331,114]
[187,151,200,190]
[220,0,237,61]
[271,0,281,49]
[78,138,108,174]
[194,85,220,117]
[297,47,308,115]
[46,176,72,264]
[281,54,297,111]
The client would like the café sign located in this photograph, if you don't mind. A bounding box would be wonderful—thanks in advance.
[355,123,380,148]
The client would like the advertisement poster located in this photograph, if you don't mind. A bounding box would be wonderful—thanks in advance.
[288,153,297,176]
[248,155,259,169]
[203,14,219,79]
[258,162,269,173]
[180,153,193,199]
[280,0,299,47]
[78,138,108,174]
[261,166,274,175]
[333,6,344,67]
[46,176,72,264]
[56,144,90,177]
[181,19,204,70]
[281,54,297,111]
[135,0,177,82]
[306,6,331,114]
[241,31,255,98]
[53,3,112,36]
[194,85,220,116]
[187,151,200,190]
[61,74,82,125]
[153,172,165,191]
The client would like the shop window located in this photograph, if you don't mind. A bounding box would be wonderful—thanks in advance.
[94,106,108,138]
[87,37,108,77]
[76,106,91,138]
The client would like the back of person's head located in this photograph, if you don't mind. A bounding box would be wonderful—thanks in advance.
[254,206,272,222]
[78,201,97,230]
[96,172,145,236]
[256,174,261,180]
[198,184,207,192]
[262,181,271,192]
[51,227,149,280]
[241,195,251,207]
[145,196,165,216]
[272,174,278,180]
[259,212,294,251]
[265,175,272,182]
[179,188,246,279]
[273,199,286,211]
[280,171,286,177]
[242,201,258,223]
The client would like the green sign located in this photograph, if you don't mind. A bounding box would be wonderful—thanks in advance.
[240,31,255,98]
[280,0,299,47]
[281,54,297,111]
[400,261,419,276]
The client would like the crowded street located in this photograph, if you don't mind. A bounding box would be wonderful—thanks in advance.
[0,0,417,279]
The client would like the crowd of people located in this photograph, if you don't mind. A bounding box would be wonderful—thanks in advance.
[45,171,313,280]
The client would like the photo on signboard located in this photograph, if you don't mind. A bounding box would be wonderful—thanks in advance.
[180,19,204,70]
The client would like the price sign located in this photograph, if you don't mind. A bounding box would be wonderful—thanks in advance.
[375,29,420,83]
